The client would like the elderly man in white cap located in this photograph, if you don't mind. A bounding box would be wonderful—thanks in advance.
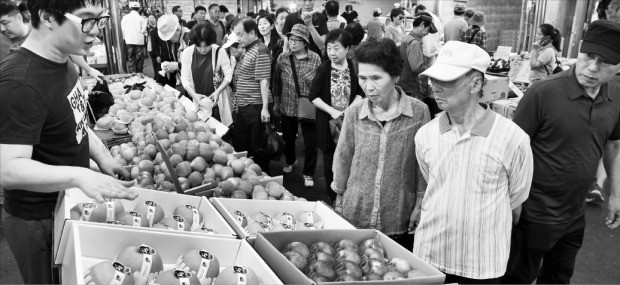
[121,1,147,72]
[154,14,187,87]
[412,41,533,284]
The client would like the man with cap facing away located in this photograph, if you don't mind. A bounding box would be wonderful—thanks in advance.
[397,12,438,115]
[121,1,147,72]
[413,41,534,284]
[443,3,468,42]
[501,20,620,284]
[273,24,322,188]
[366,8,384,40]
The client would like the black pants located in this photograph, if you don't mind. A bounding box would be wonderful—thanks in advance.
[232,104,270,173]
[443,273,500,284]
[126,44,144,73]
[387,233,414,251]
[2,209,55,284]
[149,54,160,78]
[501,215,586,284]
[322,149,336,204]
[281,115,317,177]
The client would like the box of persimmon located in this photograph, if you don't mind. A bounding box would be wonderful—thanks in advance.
[53,187,237,265]
[253,229,445,284]
[60,222,282,285]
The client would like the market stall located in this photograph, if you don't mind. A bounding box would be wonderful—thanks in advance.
[52,73,446,284]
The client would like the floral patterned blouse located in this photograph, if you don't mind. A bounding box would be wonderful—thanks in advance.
[330,67,352,111]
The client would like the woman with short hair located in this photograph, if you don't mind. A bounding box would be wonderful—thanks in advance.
[385,8,406,46]
[332,38,430,249]
[180,22,233,122]
[309,29,364,205]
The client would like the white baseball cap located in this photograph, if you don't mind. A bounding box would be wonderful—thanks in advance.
[419,41,491,81]
[128,2,140,8]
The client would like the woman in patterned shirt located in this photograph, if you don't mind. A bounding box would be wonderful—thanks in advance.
[310,29,364,205]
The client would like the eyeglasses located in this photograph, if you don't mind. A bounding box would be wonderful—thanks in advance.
[64,12,110,33]
[289,38,304,44]
[398,16,405,20]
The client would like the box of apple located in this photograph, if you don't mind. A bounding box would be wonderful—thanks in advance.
[59,222,282,285]
[253,229,445,284]
[53,188,237,265]
[210,198,356,241]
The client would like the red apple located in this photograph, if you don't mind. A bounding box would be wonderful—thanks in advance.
[284,241,310,260]
[249,212,272,227]
[309,251,336,267]
[333,239,359,253]
[231,210,248,227]
[307,260,335,281]
[309,242,335,256]
[387,257,412,274]
[335,260,363,278]
[337,249,362,265]
[283,250,308,272]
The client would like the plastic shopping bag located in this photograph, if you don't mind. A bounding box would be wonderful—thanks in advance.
[256,123,286,161]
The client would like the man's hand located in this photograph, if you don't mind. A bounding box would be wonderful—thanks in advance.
[88,68,105,84]
[408,201,422,234]
[261,107,270,122]
[166,62,179,72]
[76,168,138,203]
[156,56,161,63]
[301,12,313,26]
[97,158,130,180]
[606,195,620,229]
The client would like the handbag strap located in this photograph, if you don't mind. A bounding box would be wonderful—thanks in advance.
[467,29,480,44]
[214,46,221,70]
[289,54,302,98]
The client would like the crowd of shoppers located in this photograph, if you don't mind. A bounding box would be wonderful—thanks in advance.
[2,1,619,284]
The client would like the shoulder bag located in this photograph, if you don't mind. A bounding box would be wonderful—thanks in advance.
[289,54,316,120]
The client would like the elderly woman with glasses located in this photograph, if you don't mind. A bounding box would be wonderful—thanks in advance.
[385,8,406,46]
[331,38,430,250]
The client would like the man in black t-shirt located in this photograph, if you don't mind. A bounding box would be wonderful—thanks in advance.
[0,1,138,284]
[502,21,620,284]
[282,0,329,56]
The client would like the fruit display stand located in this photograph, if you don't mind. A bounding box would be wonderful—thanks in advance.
[210,198,356,243]
[253,229,445,284]
[53,187,237,265]
[60,222,282,285]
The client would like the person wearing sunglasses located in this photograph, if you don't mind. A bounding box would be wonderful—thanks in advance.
[0,1,138,284]
[0,0,105,82]
[384,8,405,47]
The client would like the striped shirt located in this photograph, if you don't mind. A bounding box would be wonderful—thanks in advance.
[273,51,322,117]
[413,107,533,279]
[233,39,272,106]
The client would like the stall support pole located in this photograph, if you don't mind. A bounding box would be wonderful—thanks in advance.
[109,0,127,74]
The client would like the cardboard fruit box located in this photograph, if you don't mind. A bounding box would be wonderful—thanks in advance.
[481,74,510,103]
[60,222,282,284]
[210,198,357,242]
[253,229,445,284]
[53,187,237,265]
